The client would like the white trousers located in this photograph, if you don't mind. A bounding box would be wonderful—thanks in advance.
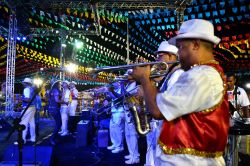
[145,121,161,166]
[109,107,125,149]
[20,106,36,141]
[69,100,78,116]
[60,106,69,133]
[125,118,140,159]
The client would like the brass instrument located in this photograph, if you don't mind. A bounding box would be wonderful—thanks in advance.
[126,95,151,135]
[86,62,180,135]
[88,61,178,74]
[87,61,179,135]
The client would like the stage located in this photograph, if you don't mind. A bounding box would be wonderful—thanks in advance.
[0,117,146,166]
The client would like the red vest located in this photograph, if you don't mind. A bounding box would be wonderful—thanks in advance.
[158,63,229,158]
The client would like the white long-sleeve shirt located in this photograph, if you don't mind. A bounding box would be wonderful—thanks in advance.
[155,65,225,166]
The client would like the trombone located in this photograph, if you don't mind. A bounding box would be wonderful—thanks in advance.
[88,61,178,74]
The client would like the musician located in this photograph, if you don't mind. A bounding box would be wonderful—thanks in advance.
[48,80,62,145]
[225,73,250,166]
[106,81,126,153]
[68,81,78,133]
[0,82,6,110]
[130,19,229,165]
[226,73,250,123]
[123,80,140,164]
[69,81,78,116]
[59,80,71,136]
[19,78,37,144]
[145,41,184,166]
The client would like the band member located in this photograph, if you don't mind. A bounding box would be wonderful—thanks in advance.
[145,41,184,166]
[48,80,62,145]
[123,80,140,164]
[59,80,71,136]
[0,82,6,111]
[69,81,78,116]
[227,73,250,123]
[20,78,36,143]
[130,19,229,165]
[106,82,126,153]
[225,73,250,166]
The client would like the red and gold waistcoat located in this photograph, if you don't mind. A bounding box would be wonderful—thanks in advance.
[158,62,230,158]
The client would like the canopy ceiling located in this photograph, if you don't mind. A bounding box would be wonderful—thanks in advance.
[0,0,249,88]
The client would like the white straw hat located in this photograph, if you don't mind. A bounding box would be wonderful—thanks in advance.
[154,41,178,55]
[22,78,33,84]
[168,19,221,45]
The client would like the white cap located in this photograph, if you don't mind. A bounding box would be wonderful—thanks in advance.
[22,78,33,84]
[70,81,77,85]
[62,80,70,85]
[51,80,61,89]
[154,41,178,55]
[168,19,221,45]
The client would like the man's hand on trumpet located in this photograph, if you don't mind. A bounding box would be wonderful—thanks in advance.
[128,65,151,83]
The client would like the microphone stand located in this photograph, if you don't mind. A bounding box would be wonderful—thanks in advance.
[5,84,45,166]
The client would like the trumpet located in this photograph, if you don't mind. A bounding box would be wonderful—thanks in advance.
[110,70,167,81]
[88,61,178,74]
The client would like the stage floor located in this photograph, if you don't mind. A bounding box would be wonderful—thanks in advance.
[0,117,250,166]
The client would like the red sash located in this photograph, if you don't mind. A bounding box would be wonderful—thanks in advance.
[158,63,229,158]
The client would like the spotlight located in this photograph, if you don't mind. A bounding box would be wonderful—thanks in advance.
[62,43,67,48]
[75,40,83,49]
[65,62,78,73]
[246,83,250,89]
[33,78,43,87]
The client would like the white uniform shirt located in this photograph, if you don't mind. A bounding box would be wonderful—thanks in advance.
[61,88,70,107]
[227,86,250,108]
[160,68,184,92]
[228,86,250,119]
[111,88,124,113]
[155,65,225,166]
[23,87,31,99]
[71,87,78,99]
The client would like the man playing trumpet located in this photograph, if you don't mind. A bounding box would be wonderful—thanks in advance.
[145,41,184,166]
[129,19,229,166]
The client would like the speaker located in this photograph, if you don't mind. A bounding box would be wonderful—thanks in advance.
[97,129,109,147]
[2,145,53,166]
[68,116,81,133]
[81,109,91,120]
[76,120,91,147]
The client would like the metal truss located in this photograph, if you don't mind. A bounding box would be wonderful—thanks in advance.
[48,0,191,9]
[47,0,192,29]
[0,26,8,36]
[5,14,17,117]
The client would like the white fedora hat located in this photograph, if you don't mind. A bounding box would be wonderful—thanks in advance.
[22,78,33,84]
[154,41,178,55]
[168,19,221,45]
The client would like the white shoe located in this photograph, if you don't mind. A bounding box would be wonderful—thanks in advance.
[60,132,69,136]
[58,130,64,134]
[124,155,131,159]
[14,140,26,145]
[125,158,140,164]
[107,145,115,150]
[28,139,36,143]
[111,147,124,153]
